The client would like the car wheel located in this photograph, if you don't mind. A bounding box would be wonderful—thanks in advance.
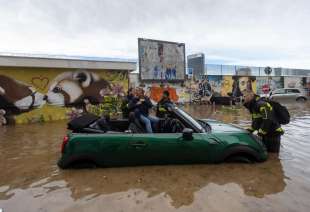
[225,154,255,163]
[296,97,306,102]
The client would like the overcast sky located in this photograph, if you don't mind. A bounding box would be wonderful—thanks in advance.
[0,0,309,69]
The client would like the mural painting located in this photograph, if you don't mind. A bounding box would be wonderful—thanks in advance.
[133,75,260,105]
[0,67,128,125]
[221,76,256,98]
[131,75,310,105]
[207,75,222,96]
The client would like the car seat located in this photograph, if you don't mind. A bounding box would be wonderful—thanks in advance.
[96,115,111,132]
[158,117,184,133]
[128,112,146,133]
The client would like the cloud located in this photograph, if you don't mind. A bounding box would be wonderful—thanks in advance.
[0,0,310,69]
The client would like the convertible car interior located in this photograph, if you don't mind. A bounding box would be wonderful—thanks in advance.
[67,111,186,134]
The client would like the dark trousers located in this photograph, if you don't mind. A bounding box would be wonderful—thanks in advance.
[262,135,281,153]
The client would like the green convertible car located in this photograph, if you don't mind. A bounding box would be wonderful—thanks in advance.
[58,105,267,169]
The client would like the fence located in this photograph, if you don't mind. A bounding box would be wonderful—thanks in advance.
[205,64,310,77]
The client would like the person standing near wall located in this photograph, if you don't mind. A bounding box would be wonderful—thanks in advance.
[243,90,284,153]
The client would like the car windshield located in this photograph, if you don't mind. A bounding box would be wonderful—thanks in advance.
[174,107,205,132]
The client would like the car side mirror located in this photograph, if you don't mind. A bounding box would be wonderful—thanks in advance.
[182,128,193,140]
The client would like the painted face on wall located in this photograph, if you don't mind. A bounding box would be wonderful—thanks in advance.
[46,80,83,106]
[46,71,111,106]
[221,77,233,96]
[238,77,251,92]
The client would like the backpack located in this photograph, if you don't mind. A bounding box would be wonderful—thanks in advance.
[266,99,290,125]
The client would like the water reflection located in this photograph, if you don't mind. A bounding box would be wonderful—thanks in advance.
[0,102,310,211]
[59,155,286,205]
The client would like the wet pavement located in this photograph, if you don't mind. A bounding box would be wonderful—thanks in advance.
[0,102,310,212]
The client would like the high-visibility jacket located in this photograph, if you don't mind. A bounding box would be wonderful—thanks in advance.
[156,98,173,118]
[244,96,284,136]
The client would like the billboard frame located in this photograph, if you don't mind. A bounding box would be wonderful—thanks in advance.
[138,38,186,83]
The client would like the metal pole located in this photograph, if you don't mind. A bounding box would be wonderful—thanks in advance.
[220,64,223,76]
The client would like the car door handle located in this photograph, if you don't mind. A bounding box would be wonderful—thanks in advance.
[130,141,147,147]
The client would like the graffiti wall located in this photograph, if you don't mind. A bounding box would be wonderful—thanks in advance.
[0,67,128,124]
[207,76,222,96]
[133,76,258,104]
[130,75,310,105]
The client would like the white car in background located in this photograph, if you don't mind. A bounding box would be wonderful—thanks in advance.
[268,88,308,102]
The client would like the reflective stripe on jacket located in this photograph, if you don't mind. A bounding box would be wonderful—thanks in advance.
[244,96,283,135]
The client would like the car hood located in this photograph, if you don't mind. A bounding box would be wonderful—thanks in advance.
[200,119,247,133]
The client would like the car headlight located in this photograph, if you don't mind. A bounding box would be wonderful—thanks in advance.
[249,133,266,149]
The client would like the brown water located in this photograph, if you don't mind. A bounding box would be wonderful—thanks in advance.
[0,102,310,212]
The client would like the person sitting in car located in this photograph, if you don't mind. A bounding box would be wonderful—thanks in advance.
[156,90,173,118]
[128,88,159,133]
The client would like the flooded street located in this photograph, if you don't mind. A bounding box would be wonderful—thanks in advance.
[1,102,310,212]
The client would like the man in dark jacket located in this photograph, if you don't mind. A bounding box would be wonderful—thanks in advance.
[128,88,159,133]
[156,90,173,118]
[243,90,284,153]
[121,88,135,118]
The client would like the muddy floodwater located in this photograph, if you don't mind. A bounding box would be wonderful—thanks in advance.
[1,102,310,212]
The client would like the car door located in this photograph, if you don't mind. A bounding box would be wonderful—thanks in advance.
[126,132,218,165]
[285,89,298,101]
[126,133,182,165]
[171,132,221,164]
[99,133,135,166]
[271,89,285,101]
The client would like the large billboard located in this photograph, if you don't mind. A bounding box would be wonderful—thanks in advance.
[187,53,205,80]
[138,38,185,81]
